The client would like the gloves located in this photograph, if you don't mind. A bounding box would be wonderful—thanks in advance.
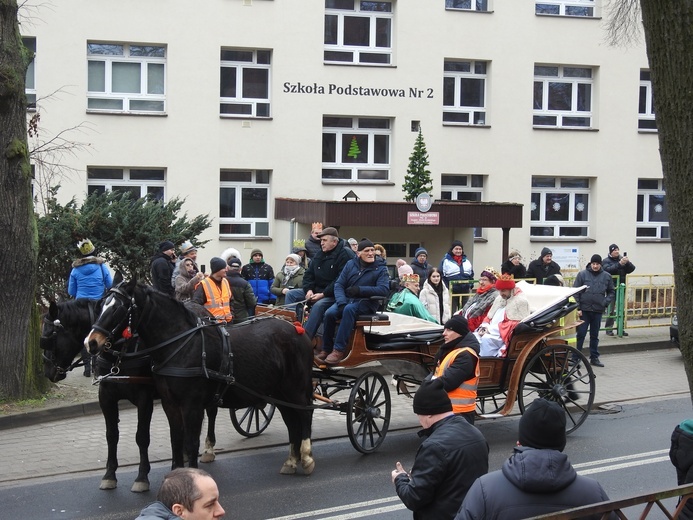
[345,286,360,297]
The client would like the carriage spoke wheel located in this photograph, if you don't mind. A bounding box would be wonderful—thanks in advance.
[347,371,391,454]
[476,390,509,415]
[518,344,595,434]
[230,403,276,438]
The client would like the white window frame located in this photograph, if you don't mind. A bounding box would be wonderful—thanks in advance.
[445,0,490,12]
[322,116,391,183]
[22,37,36,110]
[219,169,271,238]
[87,167,166,200]
[87,42,166,114]
[637,178,669,240]
[533,64,594,129]
[638,70,656,131]
[530,177,590,238]
[441,174,485,237]
[324,0,393,66]
[220,48,271,118]
[535,0,596,17]
[443,60,488,125]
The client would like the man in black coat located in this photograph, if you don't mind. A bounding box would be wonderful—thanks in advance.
[526,247,562,285]
[150,240,176,297]
[602,243,636,336]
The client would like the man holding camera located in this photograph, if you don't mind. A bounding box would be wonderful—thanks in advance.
[602,244,635,336]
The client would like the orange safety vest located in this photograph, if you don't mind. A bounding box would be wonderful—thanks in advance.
[434,347,480,414]
[199,277,233,323]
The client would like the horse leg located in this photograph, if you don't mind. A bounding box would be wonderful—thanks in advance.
[161,398,186,469]
[200,405,217,463]
[299,409,315,475]
[130,387,154,493]
[278,406,300,475]
[182,404,205,468]
[99,387,119,490]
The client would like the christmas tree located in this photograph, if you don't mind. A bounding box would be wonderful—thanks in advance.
[347,136,361,160]
[402,128,433,202]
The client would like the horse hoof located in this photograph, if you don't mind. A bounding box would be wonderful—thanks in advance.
[200,452,216,463]
[99,479,117,490]
[130,481,150,493]
[302,459,315,475]
[280,462,297,475]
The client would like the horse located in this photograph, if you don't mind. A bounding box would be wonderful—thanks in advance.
[85,278,316,475]
[40,298,220,492]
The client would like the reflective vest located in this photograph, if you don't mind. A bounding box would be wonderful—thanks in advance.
[199,277,233,323]
[434,347,480,414]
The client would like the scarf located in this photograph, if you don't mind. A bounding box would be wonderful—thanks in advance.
[281,265,300,285]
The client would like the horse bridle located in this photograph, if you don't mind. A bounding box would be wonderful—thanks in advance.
[40,316,87,376]
[90,284,143,351]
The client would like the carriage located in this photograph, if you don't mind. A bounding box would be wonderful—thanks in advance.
[247,281,595,454]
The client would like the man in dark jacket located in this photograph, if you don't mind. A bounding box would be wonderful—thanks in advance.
[392,378,489,520]
[573,254,615,367]
[670,419,693,520]
[411,247,433,290]
[150,240,176,297]
[455,399,611,520]
[227,257,257,322]
[317,239,389,364]
[526,247,562,285]
[602,243,636,336]
[240,248,275,305]
[286,227,354,339]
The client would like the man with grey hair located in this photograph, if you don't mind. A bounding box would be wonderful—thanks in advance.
[136,467,225,519]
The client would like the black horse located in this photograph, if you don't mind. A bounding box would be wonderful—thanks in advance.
[41,298,220,492]
[85,278,315,475]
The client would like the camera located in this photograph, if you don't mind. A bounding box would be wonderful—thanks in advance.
[623,252,627,258]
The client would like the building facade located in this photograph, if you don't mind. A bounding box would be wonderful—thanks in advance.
[23,0,670,275]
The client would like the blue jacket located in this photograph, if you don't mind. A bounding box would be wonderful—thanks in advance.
[334,257,390,314]
[135,501,178,520]
[241,261,276,304]
[68,257,112,299]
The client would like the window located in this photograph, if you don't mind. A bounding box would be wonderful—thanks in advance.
[443,60,487,125]
[441,174,485,237]
[22,37,36,109]
[533,65,593,128]
[87,42,166,113]
[445,0,489,11]
[536,0,595,17]
[220,49,271,118]
[637,179,669,239]
[530,177,590,238]
[638,70,656,131]
[219,169,270,237]
[322,116,391,182]
[324,0,393,65]
[87,167,165,200]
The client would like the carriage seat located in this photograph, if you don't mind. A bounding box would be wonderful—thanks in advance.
[365,330,443,351]
[355,295,389,323]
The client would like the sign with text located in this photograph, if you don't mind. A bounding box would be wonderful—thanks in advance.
[407,212,439,225]
[550,246,580,270]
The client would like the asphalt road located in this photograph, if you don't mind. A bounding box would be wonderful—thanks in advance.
[1,394,689,520]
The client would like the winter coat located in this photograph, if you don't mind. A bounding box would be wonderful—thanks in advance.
[387,288,438,323]
[135,501,178,520]
[174,270,199,301]
[394,415,489,520]
[670,422,693,520]
[302,239,354,297]
[241,261,275,304]
[573,267,615,313]
[226,271,257,322]
[526,259,561,285]
[150,252,175,297]
[305,234,322,259]
[460,286,498,332]
[455,447,611,520]
[334,257,390,314]
[500,259,527,279]
[419,280,451,324]
[441,253,474,294]
[271,266,305,306]
[411,260,433,289]
[602,254,635,285]
[68,257,112,299]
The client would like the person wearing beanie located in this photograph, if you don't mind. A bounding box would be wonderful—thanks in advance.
[573,254,615,367]
[292,245,309,268]
[411,247,433,290]
[670,419,693,520]
[317,239,390,364]
[477,274,530,357]
[426,314,480,424]
[526,246,562,285]
[458,267,499,333]
[419,267,451,324]
[440,240,474,313]
[500,249,527,279]
[192,257,233,323]
[456,399,611,520]
[150,240,176,297]
[271,253,305,306]
[602,244,635,336]
[392,378,488,520]
[240,248,276,305]
[386,271,438,323]
[226,257,256,323]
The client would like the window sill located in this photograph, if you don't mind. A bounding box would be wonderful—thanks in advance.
[530,237,596,243]
[443,123,491,129]
[86,110,167,117]
[220,115,273,121]
[321,180,396,186]
[219,236,273,241]
[636,238,671,244]
[445,9,493,14]
[535,13,601,20]
[323,62,396,69]
[532,126,598,132]
[638,129,658,134]
[473,237,488,243]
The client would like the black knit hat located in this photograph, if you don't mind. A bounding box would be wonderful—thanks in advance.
[209,257,227,274]
[358,239,375,251]
[443,315,469,336]
[590,254,602,264]
[159,240,175,253]
[519,399,567,451]
[609,244,619,254]
[413,378,452,416]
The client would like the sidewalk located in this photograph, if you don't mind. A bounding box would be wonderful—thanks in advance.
[0,323,684,485]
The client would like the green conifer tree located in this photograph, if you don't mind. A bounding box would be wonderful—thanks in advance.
[347,136,361,159]
[402,128,433,202]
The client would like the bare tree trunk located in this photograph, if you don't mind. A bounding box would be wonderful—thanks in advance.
[640,0,693,402]
[0,0,39,399]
